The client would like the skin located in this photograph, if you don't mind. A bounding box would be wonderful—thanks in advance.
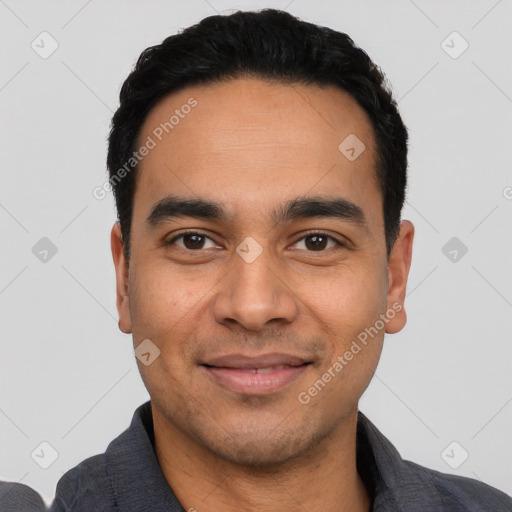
[111,77,414,512]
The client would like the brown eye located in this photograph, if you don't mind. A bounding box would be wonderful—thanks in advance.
[305,234,328,251]
[181,234,206,249]
[292,232,344,252]
[167,232,217,251]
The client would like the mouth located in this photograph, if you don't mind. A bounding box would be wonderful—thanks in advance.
[200,353,313,396]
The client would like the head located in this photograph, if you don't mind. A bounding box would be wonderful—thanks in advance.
[110,9,414,467]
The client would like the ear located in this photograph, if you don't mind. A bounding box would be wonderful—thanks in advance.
[111,222,132,334]
[385,220,414,334]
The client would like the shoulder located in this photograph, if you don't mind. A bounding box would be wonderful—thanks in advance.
[49,453,113,511]
[49,402,154,511]
[357,412,512,511]
[403,459,512,511]
[0,481,47,512]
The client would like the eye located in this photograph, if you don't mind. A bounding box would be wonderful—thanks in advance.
[165,230,346,253]
[291,232,345,252]
[166,231,219,251]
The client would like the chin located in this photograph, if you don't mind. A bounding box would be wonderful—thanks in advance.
[197,418,326,469]
[211,438,306,468]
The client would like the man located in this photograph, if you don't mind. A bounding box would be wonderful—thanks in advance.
[4,8,510,512]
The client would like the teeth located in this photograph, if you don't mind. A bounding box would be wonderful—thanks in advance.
[254,364,286,374]
[217,364,296,374]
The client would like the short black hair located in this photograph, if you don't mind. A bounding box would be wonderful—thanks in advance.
[107,8,408,261]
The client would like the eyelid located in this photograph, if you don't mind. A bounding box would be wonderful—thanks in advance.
[166,229,347,251]
[166,229,220,247]
[290,230,347,249]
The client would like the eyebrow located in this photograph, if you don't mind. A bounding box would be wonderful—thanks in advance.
[146,194,368,229]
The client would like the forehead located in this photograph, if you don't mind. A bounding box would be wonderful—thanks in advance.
[133,78,382,231]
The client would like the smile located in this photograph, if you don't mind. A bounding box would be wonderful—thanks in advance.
[200,353,313,395]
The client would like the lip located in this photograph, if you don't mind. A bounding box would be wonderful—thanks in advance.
[202,352,308,369]
[200,352,312,396]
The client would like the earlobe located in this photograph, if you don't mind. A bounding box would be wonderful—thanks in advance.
[385,220,414,335]
[118,319,130,334]
[111,222,132,334]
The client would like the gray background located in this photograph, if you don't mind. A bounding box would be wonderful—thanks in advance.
[1,0,511,505]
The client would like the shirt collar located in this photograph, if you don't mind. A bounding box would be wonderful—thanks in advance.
[104,401,185,511]
[104,401,442,511]
[356,411,445,511]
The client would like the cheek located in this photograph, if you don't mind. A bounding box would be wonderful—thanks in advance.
[304,263,387,339]
[129,264,203,396]
[299,268,387,411]
[129,260,207,342]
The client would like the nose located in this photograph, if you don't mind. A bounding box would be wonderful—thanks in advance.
[211,240,299,332]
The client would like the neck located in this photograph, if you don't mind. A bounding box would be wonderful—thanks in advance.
[153,407,371,512]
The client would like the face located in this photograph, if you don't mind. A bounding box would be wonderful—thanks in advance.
[111,78,414,466]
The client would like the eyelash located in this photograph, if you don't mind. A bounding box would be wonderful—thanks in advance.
[166,230,346,252]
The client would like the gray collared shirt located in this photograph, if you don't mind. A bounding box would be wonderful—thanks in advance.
[4,401,510,511]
